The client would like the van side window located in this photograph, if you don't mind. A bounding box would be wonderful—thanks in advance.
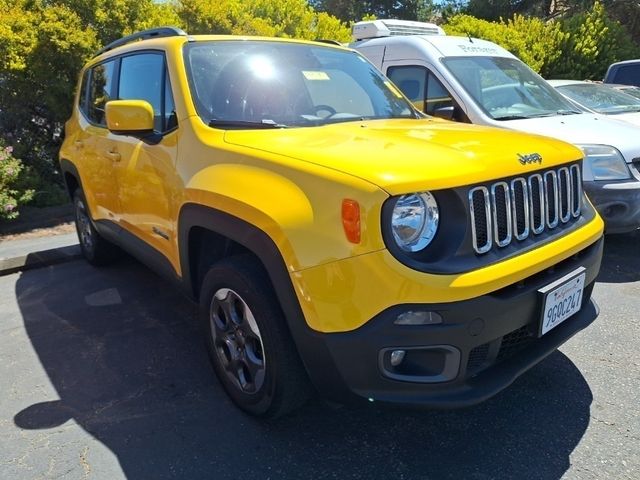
[387,65,462,119]
[387,66,427,111]
[87,60,117,126]
[119,53,177,132]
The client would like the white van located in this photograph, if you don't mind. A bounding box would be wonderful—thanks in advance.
[351,19,640,233]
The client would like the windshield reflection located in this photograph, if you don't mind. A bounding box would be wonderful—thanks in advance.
[184,41,416,128]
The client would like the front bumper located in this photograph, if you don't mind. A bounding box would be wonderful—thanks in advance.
[295,237,603,408]
[585,177,640,234]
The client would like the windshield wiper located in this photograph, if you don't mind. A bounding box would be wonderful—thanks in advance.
[494,114,532,120]
[208,119,288,129]
[556,109,582,115]
[496,109,581,120]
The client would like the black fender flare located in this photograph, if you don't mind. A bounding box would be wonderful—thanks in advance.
[59,159,84,200]
[177,203,353,402]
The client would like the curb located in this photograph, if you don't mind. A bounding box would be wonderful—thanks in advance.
[0,244,82,276]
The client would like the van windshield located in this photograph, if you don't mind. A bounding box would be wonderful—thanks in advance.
[443,56,581,120]
[184,41,416,128]
[556,83,640,114]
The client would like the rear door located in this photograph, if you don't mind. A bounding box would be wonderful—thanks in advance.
[78,59,121,221]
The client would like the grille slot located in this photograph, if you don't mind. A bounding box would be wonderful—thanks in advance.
[558,167,571,223]
[469,186,492,254]
[510,178,529,240]
[491,182,512,247]
[544,170,559,228]
[529,174,545,234]
[470,164,582,254]
[570,164,582,217]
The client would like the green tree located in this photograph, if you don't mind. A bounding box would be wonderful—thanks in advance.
[311,0,428,22]
[176,0,350,41]
[42,0,182,45]
[553,0,636,79]
[0,141,33,220]
[445,13,567,76]
[0,2,99,206]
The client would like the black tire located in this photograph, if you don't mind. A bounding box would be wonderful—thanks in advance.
[73,189,120,266]
[199,254,311,417]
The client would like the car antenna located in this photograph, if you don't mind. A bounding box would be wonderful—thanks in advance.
[467,32,474,43]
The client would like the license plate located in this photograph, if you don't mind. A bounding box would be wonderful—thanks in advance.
[538,267,586,336]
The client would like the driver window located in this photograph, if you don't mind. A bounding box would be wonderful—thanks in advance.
[118,53,166,132]
[387,65,464,120]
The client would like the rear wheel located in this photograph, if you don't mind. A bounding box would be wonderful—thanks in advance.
[73,190,119,266]
[200,254,311,417]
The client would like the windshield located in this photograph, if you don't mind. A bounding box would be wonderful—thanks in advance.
[620,86,640,100]
[442,56,580,120]
[557,83,640,114]
[184,41,415,128]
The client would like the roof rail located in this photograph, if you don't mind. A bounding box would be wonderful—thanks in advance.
[314,39,344,46]
[95,26,188,57]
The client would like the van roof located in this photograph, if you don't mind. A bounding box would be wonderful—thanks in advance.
[352,34,516,60]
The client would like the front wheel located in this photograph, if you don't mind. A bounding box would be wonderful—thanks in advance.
[200,255,311,417]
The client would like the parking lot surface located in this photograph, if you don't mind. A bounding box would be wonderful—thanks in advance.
[1,232,639,479]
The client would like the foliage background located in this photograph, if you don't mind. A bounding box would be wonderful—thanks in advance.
[0,0,638,218]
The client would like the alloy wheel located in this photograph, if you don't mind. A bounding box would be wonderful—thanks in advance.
[209,288,266,394]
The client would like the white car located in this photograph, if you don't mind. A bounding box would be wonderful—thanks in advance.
[351,19,640,233]
[548,79,640,128]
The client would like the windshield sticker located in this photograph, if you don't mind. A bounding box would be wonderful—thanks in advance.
[384,81,404,98]
[303,71,330,80]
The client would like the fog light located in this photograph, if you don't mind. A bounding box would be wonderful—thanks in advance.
[390,349,406,366]
[395,311,443,325]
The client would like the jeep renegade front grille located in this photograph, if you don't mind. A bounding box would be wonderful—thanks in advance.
[469,164,582,254]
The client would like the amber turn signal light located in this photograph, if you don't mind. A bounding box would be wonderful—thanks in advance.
[342,199,361,244]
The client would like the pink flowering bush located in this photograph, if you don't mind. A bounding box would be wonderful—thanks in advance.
[0,140,34,220]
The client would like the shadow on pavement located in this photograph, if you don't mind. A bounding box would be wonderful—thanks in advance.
[14,259,592,479]
[597,230,640,283]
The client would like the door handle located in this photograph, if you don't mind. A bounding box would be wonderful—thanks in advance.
[105,149,121,162]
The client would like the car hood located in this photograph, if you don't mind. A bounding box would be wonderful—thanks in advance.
[500,113,640,163]
[603,111,640,129]
[223,118,582,195]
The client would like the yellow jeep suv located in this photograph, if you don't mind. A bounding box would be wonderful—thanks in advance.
[60,27,604,417]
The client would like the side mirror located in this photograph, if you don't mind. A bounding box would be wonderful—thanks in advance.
[433,106,455,121]
[105,100,154,136]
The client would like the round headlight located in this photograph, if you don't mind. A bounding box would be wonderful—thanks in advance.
[391,192,439,252]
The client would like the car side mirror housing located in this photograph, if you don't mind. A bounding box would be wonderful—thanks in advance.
[433,106,455,121]
[105,100,155,136]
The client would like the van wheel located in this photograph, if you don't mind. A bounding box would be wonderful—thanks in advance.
[73,190,119,266]
[200,254,311,417]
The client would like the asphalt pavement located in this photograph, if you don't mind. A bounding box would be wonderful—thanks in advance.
[0,232,638,479]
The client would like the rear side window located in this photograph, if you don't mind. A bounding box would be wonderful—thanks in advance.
[78,71,90,114]
[87,60,117,126]
[610,64,640,87]
[118,53,176,132]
